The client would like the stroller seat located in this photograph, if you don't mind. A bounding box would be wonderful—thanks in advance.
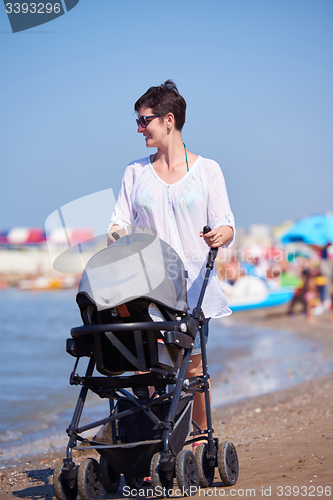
[73,294,192,376]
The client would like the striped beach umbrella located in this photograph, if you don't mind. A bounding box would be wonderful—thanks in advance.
[5,228,46,245]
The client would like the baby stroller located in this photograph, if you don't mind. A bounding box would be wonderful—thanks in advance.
[53,227,239,499]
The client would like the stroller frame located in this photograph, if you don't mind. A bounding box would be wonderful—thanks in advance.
[53,230,239,499]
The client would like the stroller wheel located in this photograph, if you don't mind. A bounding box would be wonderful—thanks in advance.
[194,443,215,487]
[217,441,239,486]
[53,460,78,500]
[150,452,174,496]
[124,476,144,489]
[78,458,103,500]
[175,450,199,496]
[99,457,121,492]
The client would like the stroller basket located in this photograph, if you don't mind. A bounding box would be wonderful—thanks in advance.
[93,394,193,477]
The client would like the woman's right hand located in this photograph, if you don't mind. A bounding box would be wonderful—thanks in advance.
[107,225,127,246]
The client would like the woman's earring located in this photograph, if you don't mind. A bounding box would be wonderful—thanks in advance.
[168,125,172,131]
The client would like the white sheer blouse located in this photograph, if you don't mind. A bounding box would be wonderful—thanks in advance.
[109,155,235,318]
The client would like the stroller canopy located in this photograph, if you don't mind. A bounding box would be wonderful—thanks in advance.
[77,232,189,313]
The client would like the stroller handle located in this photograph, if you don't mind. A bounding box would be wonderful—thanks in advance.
[192,226,218,321]
[202,225,218,259]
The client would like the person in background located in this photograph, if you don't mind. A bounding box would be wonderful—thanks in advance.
[319,245,333,306]
[287,268,310,316]
[313,266,329,306]
[304,270,320,323]
[217,253,244,285]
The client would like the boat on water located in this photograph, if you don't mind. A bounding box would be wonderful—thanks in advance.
[219,276,295,312]
[18,275,77,291]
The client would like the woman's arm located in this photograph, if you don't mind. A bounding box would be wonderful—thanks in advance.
[107,224,127,246]
[107,163,138,246]
[205,160,235,248]
[200,225,234,248]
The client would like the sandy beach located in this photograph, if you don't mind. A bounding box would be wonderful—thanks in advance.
[1,305,332,499]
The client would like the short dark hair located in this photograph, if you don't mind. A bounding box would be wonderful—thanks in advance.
[134,80,186,131]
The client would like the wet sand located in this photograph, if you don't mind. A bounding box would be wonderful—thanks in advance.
[1,306,332,499]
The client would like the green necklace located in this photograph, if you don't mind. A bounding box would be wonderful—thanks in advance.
[151,143,189,172]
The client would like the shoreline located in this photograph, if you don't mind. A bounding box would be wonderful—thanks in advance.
[1,306,332,498]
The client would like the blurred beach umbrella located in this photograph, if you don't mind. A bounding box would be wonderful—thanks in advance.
[243,244,285,261]
[0,227,94,247]
[0,229,10,245]
[281,242,313,262]
[262,246,285,261]
[26,228,46,244]
[281,214,333,247]
[243,243,263,259]
[3,228,46,245]
[47,228,94,245]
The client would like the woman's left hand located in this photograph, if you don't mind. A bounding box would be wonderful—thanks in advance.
[200,226,234,248]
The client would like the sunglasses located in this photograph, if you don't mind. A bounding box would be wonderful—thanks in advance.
[136,114,160,128]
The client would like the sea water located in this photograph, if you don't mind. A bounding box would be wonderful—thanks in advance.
[0,289,332,465]
[208,317,333,406]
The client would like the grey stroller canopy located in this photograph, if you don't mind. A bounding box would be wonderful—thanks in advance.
[78,231,189,313]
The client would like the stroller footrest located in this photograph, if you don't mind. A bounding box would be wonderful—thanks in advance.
[88,438,162,449]
[82,372,176,391]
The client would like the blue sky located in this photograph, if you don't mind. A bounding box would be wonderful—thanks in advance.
[1,0,332,231]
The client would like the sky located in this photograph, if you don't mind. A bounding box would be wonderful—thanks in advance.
[1,0,332,233]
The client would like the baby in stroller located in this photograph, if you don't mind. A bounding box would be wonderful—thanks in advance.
[53,229,239,499]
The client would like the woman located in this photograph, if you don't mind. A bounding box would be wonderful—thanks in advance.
[107,80,235,438]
